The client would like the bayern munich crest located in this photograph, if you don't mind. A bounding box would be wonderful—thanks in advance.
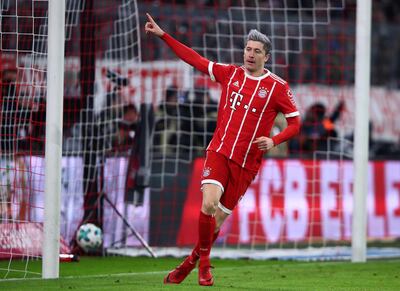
[258,87,268,98]
[203,167,211,177]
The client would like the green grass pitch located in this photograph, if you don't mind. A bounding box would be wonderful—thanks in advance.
[0,256,399,290]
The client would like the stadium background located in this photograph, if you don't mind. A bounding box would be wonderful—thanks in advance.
[0,0,399,264]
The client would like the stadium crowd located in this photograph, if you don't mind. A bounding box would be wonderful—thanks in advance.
[1,1,399,160]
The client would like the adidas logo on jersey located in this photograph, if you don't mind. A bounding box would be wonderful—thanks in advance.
[233,81,239,87]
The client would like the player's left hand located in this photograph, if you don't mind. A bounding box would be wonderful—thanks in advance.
[253,136,274,151]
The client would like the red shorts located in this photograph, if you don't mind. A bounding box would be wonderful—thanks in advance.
[201,151,256,214]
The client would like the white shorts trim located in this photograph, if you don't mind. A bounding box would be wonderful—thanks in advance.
[218,202,232,215]
[201,179,224,193]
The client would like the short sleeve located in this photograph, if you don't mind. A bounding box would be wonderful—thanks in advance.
[276,83,300,118]
[208,62,236,84]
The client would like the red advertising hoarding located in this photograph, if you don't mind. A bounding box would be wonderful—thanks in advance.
[177,159,400,246]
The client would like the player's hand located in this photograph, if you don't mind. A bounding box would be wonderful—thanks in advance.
[145,13,165,37]
[253,136,274,151]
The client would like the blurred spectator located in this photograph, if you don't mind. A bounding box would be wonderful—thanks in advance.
[180,88,217,157]
[338,121,400,159]
[154,86,180,156]
[1,69,46,154]
[140,2,400,89]
[112,104,139,153]
[192,88,217,148]
[290,101,344,154]
[1,69,17,153]
[154,86,218,158]
[95,70,130,153]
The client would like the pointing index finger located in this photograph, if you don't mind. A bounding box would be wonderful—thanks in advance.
[146,13,155,24]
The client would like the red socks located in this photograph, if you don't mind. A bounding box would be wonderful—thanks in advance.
[191,230,219,260]
[191,211,218,260]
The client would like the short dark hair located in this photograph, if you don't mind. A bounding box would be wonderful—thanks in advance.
[246,29,272,55]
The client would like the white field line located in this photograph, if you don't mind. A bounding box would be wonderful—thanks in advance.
[0,264,270,282]
[2,259,399,282]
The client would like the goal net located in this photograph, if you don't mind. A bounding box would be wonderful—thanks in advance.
[0,0,150,279]
[1,0,400,280]
[139,0,400,261]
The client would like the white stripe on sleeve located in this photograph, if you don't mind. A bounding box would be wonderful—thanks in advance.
[284,111,300,118]
[208,61,216,82]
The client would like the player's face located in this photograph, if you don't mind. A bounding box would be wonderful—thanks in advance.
[243,40,269,75]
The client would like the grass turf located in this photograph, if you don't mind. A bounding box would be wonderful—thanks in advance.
[0,256,399,290]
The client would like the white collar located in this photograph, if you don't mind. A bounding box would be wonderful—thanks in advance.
[242,67,271,80]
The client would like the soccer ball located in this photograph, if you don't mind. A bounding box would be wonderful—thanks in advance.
[76,223,103,252]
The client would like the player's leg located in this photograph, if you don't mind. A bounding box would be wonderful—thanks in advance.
[197,204,230,284]
[197,159,256,286]
[197,183,223,286]
[199,161,256,283]
[196,152,230,286]
[164,151,227,285]
[164,208,224,285]
[214,207,229,232]
[186,205,229,261]
[180,206,227,266]
[163,253,198,284]
[199,183,222,251]
[163,184,223,285]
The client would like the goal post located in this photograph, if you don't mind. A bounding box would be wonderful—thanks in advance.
[352,0,372,263]
[42,0,65,279]
[1,1,399,281]
[0,0,148,280]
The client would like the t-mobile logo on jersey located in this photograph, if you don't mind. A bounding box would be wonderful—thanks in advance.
[229,91,243,110]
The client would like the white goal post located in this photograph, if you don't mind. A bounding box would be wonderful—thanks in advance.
[1,1,397,281]
[42,0,65,279]
[352,0,372,263]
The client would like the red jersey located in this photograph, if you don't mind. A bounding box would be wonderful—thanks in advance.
[206,62,299,173]
[160,33,300,173]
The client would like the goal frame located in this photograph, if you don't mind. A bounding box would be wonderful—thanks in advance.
[36,0,372,279]
[42,0,66,279]
[351,0,372,263]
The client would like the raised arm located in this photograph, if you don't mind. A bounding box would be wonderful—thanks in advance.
[145,13,209,74]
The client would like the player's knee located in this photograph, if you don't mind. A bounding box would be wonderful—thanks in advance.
[201,200,218,215]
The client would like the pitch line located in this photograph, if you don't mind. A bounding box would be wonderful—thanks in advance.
[0,264,273,282]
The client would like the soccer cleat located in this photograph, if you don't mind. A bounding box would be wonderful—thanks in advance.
[198,258,214,286]
[163,256,197,284]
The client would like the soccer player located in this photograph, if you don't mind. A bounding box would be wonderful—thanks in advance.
[145,13,301,286]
